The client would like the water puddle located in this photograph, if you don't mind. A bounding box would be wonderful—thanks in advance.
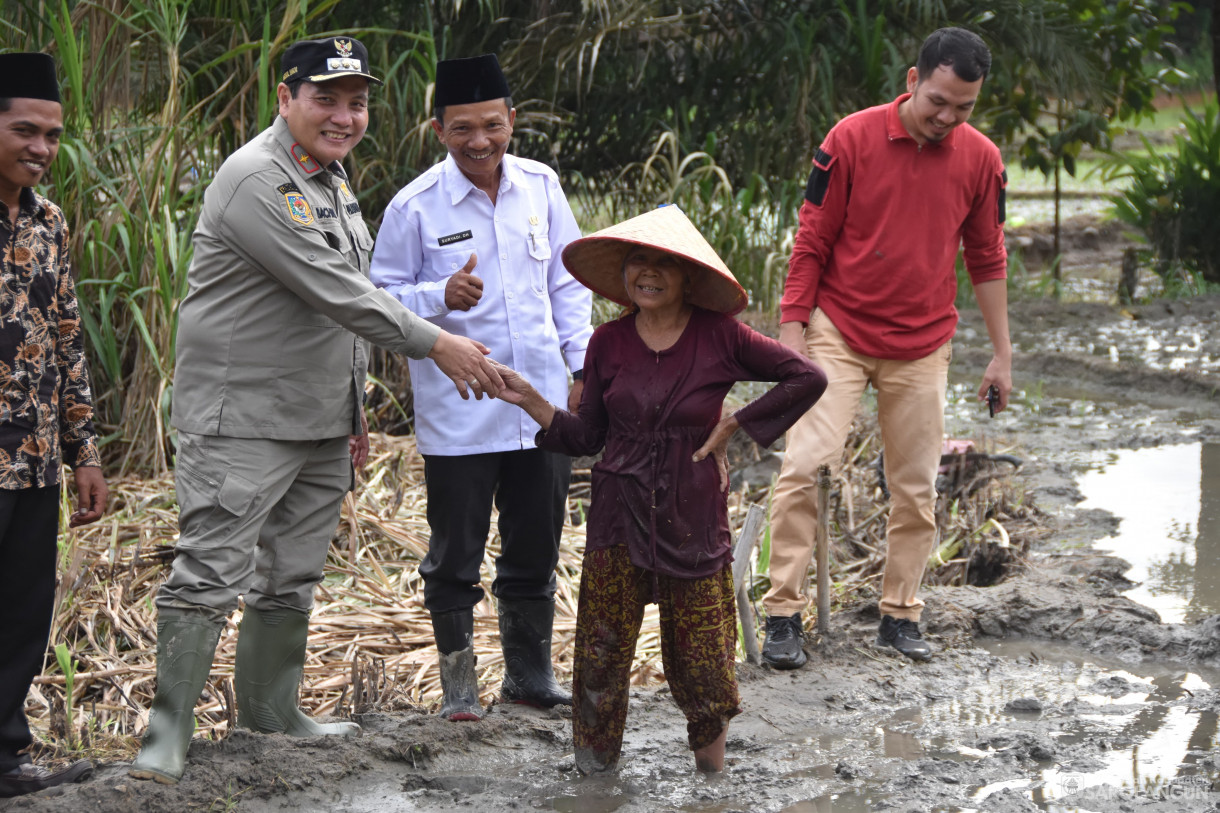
[1074,442,1220,623]
[261,635,1219,813]
[535,642,1218,812]
[795,640,1219,813]
[1013,315,1219,375]
[961,640,1219,812]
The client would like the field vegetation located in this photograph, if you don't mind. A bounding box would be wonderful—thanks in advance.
[3,0,1203,468]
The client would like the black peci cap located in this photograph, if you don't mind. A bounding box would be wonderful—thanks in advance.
[434,54,510,108]
[0,52,60,102]
[280,37,382,86]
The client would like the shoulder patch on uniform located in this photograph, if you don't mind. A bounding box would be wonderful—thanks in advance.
[289,142,322,174]
[277,182,301,195]
[805,147,835,206]
[997,169,1008,225]
[283,188,314,224]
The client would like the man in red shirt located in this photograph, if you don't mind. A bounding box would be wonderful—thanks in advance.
[763,27,1012,666]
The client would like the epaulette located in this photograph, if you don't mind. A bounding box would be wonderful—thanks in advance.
[510,155,560,182]
[393,165,444,204]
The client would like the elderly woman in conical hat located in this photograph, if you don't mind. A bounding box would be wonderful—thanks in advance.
[494,205,827,774]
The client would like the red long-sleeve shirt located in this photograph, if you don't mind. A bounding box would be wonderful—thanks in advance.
[780,94,1008,360]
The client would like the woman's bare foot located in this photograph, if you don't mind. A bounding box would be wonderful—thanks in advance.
[693,727,728,773]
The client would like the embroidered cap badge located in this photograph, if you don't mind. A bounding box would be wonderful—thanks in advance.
[335,39,353,57]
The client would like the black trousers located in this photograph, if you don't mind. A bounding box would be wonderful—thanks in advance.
[0,487,60,771]
[420,449,570,614]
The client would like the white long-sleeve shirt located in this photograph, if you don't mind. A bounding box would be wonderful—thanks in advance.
[371,154,592,455]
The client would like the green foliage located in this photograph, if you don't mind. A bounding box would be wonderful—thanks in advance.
[986,0,1186,178]
[1102,103,1220,285]
[52,643,78,749]
[2,0,1198,471]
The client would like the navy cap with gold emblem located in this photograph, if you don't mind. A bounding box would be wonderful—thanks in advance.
[280,37,382,86]
[434,54,511,108]
[0,52,61,102]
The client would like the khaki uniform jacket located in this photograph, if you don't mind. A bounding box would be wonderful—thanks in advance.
[172,117,441,440]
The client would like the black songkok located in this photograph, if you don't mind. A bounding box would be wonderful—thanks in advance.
[434,54,511,108]
[0,53,60,102]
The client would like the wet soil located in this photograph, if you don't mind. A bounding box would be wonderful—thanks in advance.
[6,256,1220,813]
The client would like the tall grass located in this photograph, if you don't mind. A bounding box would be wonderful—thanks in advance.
[3,0,1193,470]
[6,0,409,472]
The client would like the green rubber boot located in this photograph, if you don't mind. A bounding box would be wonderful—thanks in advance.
[129,610,224,784]
[234,606,360,737]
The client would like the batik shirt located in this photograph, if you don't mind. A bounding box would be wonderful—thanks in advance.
[0,188,100,490]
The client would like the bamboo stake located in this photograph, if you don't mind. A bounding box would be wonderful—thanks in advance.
[731,503,766,665]
[816,464,832,635]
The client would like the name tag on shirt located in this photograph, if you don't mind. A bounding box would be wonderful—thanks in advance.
[438,230,473,246]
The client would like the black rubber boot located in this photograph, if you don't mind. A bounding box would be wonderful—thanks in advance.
[876,615,933,661]
[129,609,224,784]
[431,609,484,721]
[498,598,572,708]
[0,760,93,797]
[234,606,361,737]
[761,612,808,669]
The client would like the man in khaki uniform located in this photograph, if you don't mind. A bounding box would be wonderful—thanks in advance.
[130,37,503,785]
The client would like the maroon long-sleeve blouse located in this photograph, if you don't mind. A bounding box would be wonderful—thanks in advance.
[538,307,827,579]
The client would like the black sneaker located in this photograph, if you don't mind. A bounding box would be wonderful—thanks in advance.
[762,612,807,669]
[876,615,933,661]
[0,760,93,798]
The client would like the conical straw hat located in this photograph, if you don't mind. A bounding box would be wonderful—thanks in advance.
[561,205,748,315]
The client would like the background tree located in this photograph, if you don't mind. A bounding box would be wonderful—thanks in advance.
[982,0,1186,291]
[0,0,1200,472]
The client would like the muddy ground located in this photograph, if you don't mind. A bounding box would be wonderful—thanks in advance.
[6,233,1220,813]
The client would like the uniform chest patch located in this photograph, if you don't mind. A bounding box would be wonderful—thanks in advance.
[438,229,473,246]
[278,182,315,225]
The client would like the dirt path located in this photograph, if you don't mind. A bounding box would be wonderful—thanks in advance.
[6,293,1220,813]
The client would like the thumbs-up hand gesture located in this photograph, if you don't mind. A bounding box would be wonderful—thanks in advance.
[444,252,484,311]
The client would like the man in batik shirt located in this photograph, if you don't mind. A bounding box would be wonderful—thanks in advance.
[0,51,107,799]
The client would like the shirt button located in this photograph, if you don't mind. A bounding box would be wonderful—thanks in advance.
[308,253,317,261]
[513,332,520,339]
[501,253,508,260]
[507,292,514,299]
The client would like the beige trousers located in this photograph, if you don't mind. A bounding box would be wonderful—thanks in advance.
[763,309,950,622]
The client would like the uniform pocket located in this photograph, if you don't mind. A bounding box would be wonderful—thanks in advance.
[217,470,258,516]
[527,230,551,294]
[433,248,477,282]
[174,435,261,543]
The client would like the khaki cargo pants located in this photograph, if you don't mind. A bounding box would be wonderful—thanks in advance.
[764,309,950,622]
[157,432,351,620]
